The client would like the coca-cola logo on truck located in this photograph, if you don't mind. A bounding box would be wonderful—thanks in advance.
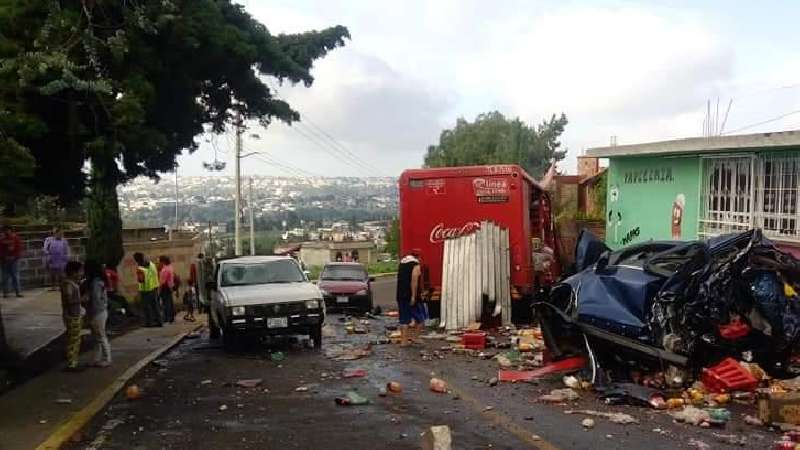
[429,222,481,243]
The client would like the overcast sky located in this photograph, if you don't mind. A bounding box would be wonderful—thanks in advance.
[175,0,800,177]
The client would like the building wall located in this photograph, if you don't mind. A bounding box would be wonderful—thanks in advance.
[118,238,202,302]
[605,155,700,248]
[299,248,331,268]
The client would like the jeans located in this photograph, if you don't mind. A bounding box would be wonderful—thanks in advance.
[160,287,175,323]
[141,289,162,327]
[2,259,20,296]
[63,315,82,368]
[90,311,112,365]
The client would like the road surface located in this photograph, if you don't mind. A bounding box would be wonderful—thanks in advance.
[68,277,771,449]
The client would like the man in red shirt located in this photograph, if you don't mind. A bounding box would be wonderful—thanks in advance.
[0,225,24,298]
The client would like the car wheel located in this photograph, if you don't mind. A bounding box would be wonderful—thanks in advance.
[209,312,221,339]
[222,328,239,351]
[310,324,323,349]
[365,294,374,314]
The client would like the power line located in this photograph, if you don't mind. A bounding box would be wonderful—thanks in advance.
[266,81,385,176]
[722,109,800,135]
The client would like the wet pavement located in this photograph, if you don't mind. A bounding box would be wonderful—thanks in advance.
[66,280,782,449]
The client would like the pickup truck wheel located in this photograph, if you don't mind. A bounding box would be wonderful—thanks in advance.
[223,329,239,352]
[209,313,221,339]
[310,324,323,349]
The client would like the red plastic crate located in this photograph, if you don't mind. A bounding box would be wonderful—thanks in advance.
[462,332,487,350]
[701,357,758,393]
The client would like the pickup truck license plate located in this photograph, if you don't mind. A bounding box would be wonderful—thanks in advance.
[336,296,349,304]
[267,317,288,328]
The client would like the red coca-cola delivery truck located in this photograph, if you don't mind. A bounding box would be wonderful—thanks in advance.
[398,164,561,321]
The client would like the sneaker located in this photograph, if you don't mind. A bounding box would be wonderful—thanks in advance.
[93,361,111,368]
[15,293,23,298]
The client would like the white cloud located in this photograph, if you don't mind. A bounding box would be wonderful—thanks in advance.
[177,1,800,177]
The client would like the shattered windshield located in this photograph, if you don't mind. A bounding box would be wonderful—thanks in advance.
[221,260,305,286]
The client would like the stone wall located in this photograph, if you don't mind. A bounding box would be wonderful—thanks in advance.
[16,228,86,289]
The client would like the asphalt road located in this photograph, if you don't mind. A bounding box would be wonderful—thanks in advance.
[68,279,775,450]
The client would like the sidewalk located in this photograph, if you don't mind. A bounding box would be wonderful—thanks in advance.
[0,317,202,450]
[1,288,64,361]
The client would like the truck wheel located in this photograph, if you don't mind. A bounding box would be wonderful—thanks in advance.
[223,329,239,352]
[310,324,323,349]
[209,313,221,339]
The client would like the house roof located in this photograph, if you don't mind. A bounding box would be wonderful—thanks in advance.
[586,129,800,158]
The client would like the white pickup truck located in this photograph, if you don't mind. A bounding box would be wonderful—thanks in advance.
[207,256,325,350]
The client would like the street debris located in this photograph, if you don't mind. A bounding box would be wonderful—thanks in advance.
[55,398,73,404]
[387,381,402,393]
[270,352,286,362]
[564,409,638,424]
[325,344,372,361]
[200,379,212,385]
[335,391,369,406]
[421,425,452,450]
[218,404,228,411]
[295,386,309,392]
[234,379,262,388]
[430,378,447,393]
[687,438,710,450]
[125,385,142,401]
[483,405,494,412]
[539,389,579,403]
[670,406,712,427]
[758,392,800,425]
[342,368,367,378]
[581,418,595,429]
[488,377,498,387]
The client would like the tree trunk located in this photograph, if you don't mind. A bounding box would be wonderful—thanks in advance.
[86,153,124,267]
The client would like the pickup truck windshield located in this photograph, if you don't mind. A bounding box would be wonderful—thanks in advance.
[321,266,367,281]
[221,260,305,286]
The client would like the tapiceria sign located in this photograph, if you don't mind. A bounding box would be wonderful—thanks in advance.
[399,164,560,321]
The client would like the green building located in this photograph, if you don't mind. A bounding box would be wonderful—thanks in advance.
[586,130,800,254]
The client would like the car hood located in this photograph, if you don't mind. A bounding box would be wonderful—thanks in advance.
[318,280,368,294]
[220,283,321,307]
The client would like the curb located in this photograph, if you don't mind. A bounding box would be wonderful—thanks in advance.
[370,272,397,279]
[34,324,204,450]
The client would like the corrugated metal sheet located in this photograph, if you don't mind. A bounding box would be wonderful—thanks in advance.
[441,221,511,330]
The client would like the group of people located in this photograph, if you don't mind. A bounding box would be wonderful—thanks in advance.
[60,259,113,371]
[0,226,72,298]
[133,252,200,328]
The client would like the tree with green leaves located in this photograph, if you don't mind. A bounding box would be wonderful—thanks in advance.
[0,1,349,267]
[384,217,400,258]
[423,111,568,177]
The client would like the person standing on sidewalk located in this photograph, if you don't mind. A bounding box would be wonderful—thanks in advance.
[133,253,161,327]
[84,260,112,367]
[61,261,84,371]
[0,225,24,298]
[43,228,70,290]
[158,255,176,324]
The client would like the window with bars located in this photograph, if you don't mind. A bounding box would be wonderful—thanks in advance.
[700,152,800,242]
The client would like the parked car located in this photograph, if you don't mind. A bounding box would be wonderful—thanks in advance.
[206,256,325,350]
[317,262,374,313]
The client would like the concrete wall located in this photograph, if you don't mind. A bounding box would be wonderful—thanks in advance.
[16,229,85,289]
[300,245,376,268]
[118,238,202,302]
[605,155,700,249]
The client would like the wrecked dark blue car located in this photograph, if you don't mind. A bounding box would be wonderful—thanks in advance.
[538,229,800,374]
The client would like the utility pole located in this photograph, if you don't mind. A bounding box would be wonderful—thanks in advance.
[234,113,243,256]
[249,177,255,256]
[174,168,179,231]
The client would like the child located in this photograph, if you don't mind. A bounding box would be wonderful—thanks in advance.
[61,261,84,371]
[182,286,197,322]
